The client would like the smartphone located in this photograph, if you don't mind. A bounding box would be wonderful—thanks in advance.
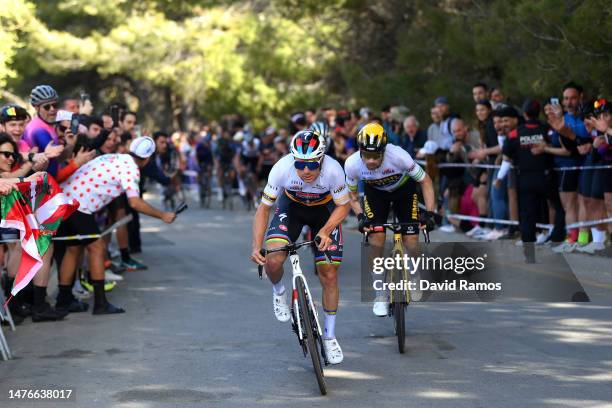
[70,116,80,134]
[551,98,560,106]
[134,124,142,138]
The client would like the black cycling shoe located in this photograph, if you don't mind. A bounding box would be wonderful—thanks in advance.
[31,302,68,322]
[56,299,89,313]
[93,302,125,315]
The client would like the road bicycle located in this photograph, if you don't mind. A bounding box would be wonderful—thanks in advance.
[364,222,430,353]
[258,236,329,395]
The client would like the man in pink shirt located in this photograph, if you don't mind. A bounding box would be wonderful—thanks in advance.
[55,137,177,315]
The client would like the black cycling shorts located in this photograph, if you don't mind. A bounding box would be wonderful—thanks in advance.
[56,211,101,247]
[558,169,580,192]
[579,168,605,199]
[265,193,343,265]
[363,180,419,235]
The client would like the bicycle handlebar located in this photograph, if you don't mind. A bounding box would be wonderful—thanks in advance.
[364,222,430,243]
[257,236,327,279]
[174,202,188,215]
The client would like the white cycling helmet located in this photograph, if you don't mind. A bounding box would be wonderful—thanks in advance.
[290,130,326,161]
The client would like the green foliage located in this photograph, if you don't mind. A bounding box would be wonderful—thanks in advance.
[0,0,609,128]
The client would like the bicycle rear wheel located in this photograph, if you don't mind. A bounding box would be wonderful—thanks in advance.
[296,278,327,395]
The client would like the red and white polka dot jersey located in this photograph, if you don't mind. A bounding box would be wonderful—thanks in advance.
[61,154,140,214]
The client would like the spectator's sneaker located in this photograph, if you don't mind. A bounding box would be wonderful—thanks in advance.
[93,302,125,315]
[536,232,549,245]
[439,225,456,233]
[272,291,291,322]
[80,279,116,293]
[56,298,89,314]
[72,279,91,299]
[109,261,127,274]
[372,295,389,317]
[121,258,148,272]
[466,225,488,237]
[323,338,344,364]
[576,241,605,254]
[104,269,124,282]
[480,229,507,241]
[552,241,577,253]
[31,302,68,322]
[472,227,492,239]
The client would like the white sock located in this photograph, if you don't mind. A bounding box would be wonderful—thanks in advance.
[272,282,285,295]
[591,228,606,243]
[324,310,336,339]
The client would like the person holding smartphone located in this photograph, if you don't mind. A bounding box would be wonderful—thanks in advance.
[546,82,592,253]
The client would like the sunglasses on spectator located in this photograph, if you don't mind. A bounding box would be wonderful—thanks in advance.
[41,102,58,111]
[360,151,383,160]
[0,151,16,159]
[294,159,321,171]
[57,124,67,132]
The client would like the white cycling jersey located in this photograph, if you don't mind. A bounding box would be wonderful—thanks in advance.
[261,154,350,207]
[344,144,425,192]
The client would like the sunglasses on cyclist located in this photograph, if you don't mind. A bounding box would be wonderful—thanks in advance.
[0,151,16,159]
[41,102,58,111]
[294,160,321,171]
[360,151,383,160]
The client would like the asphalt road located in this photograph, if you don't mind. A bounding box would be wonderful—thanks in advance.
[1,196,611,408]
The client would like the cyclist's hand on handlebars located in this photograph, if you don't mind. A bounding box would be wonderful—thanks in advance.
[161,212,177,224]
[251,247,266,265]
[420,210,437,232]
[357,213,371,233]
[315,233,332,251]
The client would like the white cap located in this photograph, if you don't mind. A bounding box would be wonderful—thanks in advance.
[233,131,244,142]
[129,136,156,159]
[55,110,73,122]
[418,140,438,156]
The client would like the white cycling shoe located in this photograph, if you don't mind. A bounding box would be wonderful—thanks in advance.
[373,295,389,317]
[273,292,291,322]
[323,338,344,364]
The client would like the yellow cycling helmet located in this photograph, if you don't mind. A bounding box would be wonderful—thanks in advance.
[357,122,387,153]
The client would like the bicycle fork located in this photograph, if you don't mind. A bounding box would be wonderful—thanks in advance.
[289,253,323,341]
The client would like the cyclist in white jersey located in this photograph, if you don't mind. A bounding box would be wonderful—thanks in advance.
[345,122,437,316]
[251,130,350,364]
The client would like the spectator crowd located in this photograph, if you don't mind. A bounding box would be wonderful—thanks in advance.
[1,80,611,327]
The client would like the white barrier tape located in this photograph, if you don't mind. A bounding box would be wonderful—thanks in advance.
[417,159,612,171]
[0,215,133,244]
[446,213,612,230]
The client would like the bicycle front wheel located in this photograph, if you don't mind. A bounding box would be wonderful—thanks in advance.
[296,278,327,395]
[393,299,406,353]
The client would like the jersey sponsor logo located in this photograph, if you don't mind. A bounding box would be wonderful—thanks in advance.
[382,168,394,175]
[364,174,402,187]
[279,224,288,232]
[279,212,288,222]
[333,185,346,194]
[266,184,278,192]
[328,244,338,251]
[411,193,418,220]
[314,183,326,190]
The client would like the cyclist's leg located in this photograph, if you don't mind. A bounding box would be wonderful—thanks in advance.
[263,196,300,286]
[363,185,392,294]
[391,181,420,250]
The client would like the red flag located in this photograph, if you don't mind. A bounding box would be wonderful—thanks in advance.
[1,174,79,298]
